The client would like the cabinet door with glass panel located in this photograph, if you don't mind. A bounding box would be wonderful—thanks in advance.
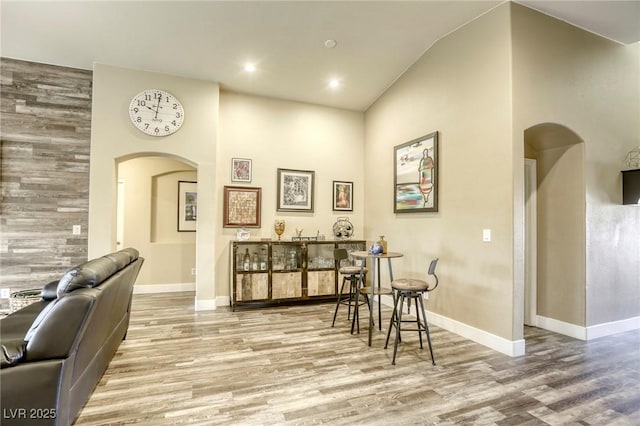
[232,242,269,305]
[306,241,337,297]
[337,241,366,268]
[270,242,303,300]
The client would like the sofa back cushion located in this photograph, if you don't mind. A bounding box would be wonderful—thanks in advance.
[57,257,118,299]
[24,294,95,361]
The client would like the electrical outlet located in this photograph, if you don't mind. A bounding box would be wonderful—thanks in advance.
[72,225,81,235]
[1,288,10,299]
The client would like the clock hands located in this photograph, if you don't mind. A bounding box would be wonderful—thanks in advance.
[154,93,162,120]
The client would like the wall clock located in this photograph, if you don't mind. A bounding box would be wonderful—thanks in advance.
[129,89,184,136]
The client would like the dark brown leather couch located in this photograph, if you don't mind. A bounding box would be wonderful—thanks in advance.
[1,248,144,425]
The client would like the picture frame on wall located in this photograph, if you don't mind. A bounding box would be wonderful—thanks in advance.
[277,168,315,212]
[394,131,439,213]
[178,181,197,232]
[223,186,262,228]
[231,158,252,183]
[332,180,353,211]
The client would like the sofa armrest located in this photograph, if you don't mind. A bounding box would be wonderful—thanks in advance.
[1,339,26,368]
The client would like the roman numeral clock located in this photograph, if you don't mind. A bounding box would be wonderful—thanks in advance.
[129,89,184,136]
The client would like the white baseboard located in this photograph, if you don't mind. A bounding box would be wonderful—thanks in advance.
[534,315,640,341]
[427,310,525,357]
[195,298,217,311]
[536,315,586,340]
[586,316,640,340]
[376,294,525,357]
[216,296,231,308]
[133,282,195,294]
[587,317,640,340]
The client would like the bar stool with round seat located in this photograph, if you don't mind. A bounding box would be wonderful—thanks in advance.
[385,258,439,365]
[331,248,368,333]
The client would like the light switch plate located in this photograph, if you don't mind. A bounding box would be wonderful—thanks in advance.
[483,229,491,242]
[73,225,81,235]
[1,288,10,299]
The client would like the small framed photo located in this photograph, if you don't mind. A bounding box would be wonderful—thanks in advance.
[394,131,439,213]
[231,158,252,183]
[333,181,353,211]
[223,186,261,228]
[277,168,314,212]
[178,181,197,232]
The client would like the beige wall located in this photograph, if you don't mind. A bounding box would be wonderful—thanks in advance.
[535,143,586,325]
[364,4,516,340]
[216,91,365,299]
[118,157,196,286]
[511,3,640,327]
[90,64,219,308]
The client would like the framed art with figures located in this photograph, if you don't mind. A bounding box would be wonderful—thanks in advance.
[277,168,314,212]
[332,180,353,211]
[231,158,252,183]
[394,131,439,213]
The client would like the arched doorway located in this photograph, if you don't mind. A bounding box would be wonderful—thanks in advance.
[523,123,586,336]
[116,154,197,294]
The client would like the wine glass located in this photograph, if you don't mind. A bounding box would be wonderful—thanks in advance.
[274,220,285,241]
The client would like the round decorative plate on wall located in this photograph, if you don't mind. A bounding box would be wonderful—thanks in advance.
[129,89,184,136]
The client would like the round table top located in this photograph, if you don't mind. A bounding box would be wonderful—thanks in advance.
[350,250,404,259]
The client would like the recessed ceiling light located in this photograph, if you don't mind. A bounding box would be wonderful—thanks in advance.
[324,39,337,49]
[329,79,340,89]
[244,63,256,72]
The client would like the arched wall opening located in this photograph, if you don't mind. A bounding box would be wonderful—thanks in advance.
[116,153,197,294]
[523,122,586,334]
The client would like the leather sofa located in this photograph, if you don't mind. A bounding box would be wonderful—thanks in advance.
[1,248,144,425]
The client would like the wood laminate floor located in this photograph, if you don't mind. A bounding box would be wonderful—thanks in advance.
[75,292,640,425]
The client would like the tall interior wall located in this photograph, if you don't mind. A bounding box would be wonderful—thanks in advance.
[364,4,516,345]
[0,58,92,309]
[511,3,640,329]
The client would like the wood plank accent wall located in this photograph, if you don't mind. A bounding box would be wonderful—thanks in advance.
[0,58,93,308]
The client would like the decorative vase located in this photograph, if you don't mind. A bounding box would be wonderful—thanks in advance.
[369,243,383,255]
[377,236,387,253]
[274,220,285,240]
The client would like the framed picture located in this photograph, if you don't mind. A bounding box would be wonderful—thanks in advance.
[223,186,262,228]
[394,131,439,213]
[231,158,252,183]
[178,181,197,232]
[277,168,315,212]
[333,181,353,211]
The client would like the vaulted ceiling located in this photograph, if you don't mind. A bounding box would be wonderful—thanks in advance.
[2,1,638,111]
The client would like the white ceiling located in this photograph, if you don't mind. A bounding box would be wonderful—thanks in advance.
[1,1,638,112]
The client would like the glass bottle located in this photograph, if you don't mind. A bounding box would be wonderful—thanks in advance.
[251,253,259,271]
[242,248,251,271]
[260,246,268,270]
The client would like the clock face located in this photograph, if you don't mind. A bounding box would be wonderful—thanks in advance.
[129,89,184,136]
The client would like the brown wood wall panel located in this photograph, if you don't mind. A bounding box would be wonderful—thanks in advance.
[0,58,92,308]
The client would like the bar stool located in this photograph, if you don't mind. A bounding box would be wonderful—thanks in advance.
[385,258,439,365]
[331,248,368,333]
